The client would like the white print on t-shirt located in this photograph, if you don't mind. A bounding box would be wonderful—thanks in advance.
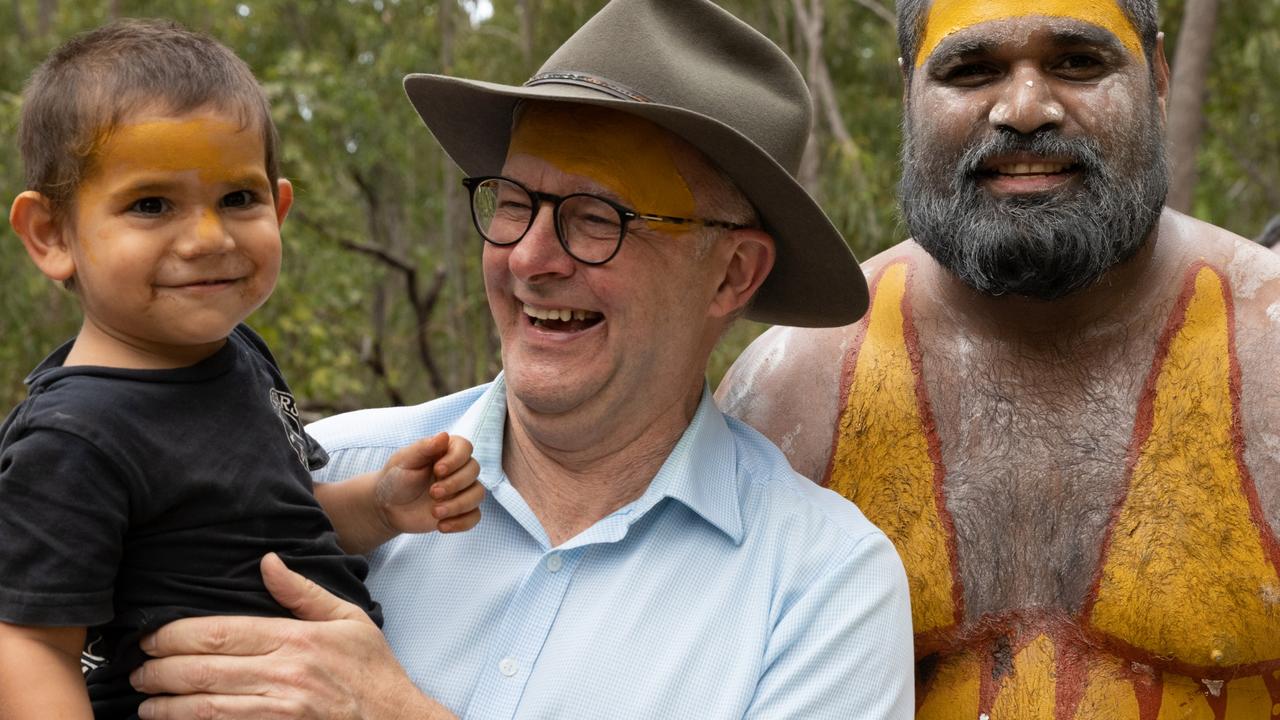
[81,635,107,675]
[269,388,310,468]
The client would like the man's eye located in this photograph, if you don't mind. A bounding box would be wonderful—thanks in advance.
[129,197,167,215]
[942,63,998,86]
[1056,54,1107,79]
[221,190,256,208]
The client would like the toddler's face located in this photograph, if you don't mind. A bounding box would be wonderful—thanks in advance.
[66,108,287,364]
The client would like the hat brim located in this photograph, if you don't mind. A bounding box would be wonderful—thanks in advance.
[404,73,868,328]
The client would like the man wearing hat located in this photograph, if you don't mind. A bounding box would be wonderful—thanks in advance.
[127,1,914,717]
[719,0,1280,715]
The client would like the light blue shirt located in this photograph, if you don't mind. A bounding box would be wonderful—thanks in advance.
[309,375,913,719]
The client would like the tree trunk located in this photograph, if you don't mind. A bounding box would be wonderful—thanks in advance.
[36,0,55,36]
[518,0,539,72]
[1165,0,1221,213]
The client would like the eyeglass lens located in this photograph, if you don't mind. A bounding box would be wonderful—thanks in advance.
[470,178,625,264]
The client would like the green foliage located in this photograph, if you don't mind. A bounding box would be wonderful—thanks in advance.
[2,0,1277,413]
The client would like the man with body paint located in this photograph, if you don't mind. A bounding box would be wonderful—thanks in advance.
[126,1,914,718]
[719,0,1280,717]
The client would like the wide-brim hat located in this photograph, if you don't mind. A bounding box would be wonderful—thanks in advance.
[404,0,867,327]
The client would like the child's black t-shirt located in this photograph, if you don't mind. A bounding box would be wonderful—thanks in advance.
[0,325,380,719]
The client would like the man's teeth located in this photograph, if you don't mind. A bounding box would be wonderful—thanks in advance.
[523,304,599,322]
[996,162,1069,175]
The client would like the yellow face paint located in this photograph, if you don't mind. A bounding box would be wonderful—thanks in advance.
[508,103,697,232]
[73,114,270,261]
[84,115,268,188]
[915,0,1146,68]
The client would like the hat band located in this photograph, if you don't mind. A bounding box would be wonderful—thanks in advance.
[524,72,652,103]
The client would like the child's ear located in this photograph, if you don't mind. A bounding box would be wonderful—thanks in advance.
[10,191,75,283]
[274,178,294,226]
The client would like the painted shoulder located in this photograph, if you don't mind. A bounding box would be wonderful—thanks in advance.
[717,242,926,481]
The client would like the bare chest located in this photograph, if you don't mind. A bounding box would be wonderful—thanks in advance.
[827,261,1280,715]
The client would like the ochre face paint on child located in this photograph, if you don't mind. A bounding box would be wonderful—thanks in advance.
[73,114,270,259]
[914,0,1146,68]
[508,103,697,233]
[85,116,266,188]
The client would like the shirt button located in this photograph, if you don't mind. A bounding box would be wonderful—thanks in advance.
[499,657,519,677]
[545,553,564,572]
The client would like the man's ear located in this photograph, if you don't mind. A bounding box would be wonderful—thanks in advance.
[10,191,75,283]
[1152,32,1171,121]
[709,228,776,320]
[275,178,295,226]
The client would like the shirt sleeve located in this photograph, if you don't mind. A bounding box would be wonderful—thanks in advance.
[0,428,130,626]
[744,530,915,720]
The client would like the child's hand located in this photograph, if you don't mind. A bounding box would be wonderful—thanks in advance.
[375,432,482,535]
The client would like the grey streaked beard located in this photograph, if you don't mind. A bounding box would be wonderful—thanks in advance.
[899,106,1168,300]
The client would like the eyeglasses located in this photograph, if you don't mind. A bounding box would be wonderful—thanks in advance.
[462,175,751,265]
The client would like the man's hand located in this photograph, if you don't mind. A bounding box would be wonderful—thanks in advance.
[131,553,455,720]
[376,432,482,535]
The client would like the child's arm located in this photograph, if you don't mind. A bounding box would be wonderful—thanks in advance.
[314,432,483,555]
[0,622,90,719]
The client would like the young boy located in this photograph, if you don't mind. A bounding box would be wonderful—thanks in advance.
[0,19,482,719]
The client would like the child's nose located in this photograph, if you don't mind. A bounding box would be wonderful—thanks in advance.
[176,207,234,257]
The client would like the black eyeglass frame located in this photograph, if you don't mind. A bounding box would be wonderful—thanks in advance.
[461,175,752,266]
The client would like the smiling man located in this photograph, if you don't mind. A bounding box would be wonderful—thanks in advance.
[125,1,914,718]
[719,0,1280,717]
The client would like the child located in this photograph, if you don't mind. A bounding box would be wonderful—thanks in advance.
[0,19,482,719]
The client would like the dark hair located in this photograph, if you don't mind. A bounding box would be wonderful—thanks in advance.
[18,18,279,218]
[895,0,1160,83]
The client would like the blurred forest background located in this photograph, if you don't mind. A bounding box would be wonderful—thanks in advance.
[2,0,1277,416]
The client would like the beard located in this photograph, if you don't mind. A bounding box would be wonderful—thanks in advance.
[899,101,1168,300]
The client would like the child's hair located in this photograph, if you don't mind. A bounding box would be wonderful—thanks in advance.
[18,18,280,219]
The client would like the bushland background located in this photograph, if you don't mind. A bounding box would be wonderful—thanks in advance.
[2,0,1276,416]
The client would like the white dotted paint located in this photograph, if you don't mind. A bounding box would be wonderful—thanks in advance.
[1267,301,1280,324]
[1202,678,1224,696]
[1229,249,1280,300]
[1026,80,1035,87]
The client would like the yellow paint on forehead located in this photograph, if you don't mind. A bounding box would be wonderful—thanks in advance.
[915,0,1146,67]
[85,115,267,187]
[508,103,696,229]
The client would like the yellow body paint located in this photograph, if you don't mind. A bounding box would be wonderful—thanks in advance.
[508,103,697,230]
[829,261,959,636]
[915,0,1146,67]
[988,634,1058,720]
[1072,657,1141,719]
[1156,675,1216,720]
[1223,676,1271,718]
[917,654,981,720]
[1088,267,1280,667]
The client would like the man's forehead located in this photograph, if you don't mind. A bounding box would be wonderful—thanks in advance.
[506,102,697,219]
[914,0,1145,68]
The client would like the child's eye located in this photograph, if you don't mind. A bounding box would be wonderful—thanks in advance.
[128,197,168,215]
[221,190,257,209]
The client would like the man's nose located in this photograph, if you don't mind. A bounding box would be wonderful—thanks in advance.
[988,66,1065,135]
[175,207,234,258]
[507,204,575,281]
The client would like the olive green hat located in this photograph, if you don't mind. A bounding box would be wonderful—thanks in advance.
[404,0,867,327]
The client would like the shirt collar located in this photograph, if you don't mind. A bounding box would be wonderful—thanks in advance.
[451,375,745,545]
